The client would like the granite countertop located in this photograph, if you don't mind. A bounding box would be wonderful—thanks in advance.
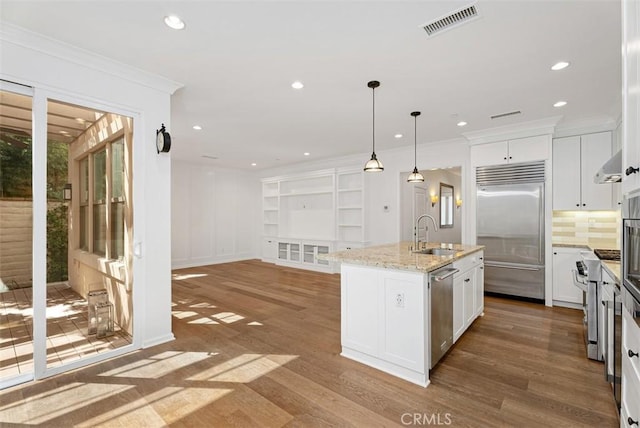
[321,241,484,273]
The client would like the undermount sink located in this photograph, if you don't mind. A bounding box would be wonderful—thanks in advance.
[413,248,457,256]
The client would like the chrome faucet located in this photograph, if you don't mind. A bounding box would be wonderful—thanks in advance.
[414,214,438,250]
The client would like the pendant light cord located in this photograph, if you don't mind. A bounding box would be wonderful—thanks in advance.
[372,86,376,153]
[414,114,417,167]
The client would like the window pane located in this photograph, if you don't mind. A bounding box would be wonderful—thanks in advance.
[93,204,106,256]
[111,139,124,200]
[79,205,88,251]
[110,201,124,259]
[80,158,88,204]
[93,149,106,202]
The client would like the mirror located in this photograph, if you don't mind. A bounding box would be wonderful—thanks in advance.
[439,183,454,228]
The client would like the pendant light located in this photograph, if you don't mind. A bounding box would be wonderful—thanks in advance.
[407,111,424,183]
[364,80,384,172]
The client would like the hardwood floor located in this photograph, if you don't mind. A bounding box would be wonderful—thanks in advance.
[0,260,619,427]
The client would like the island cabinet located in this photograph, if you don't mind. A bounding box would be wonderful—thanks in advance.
[341,265,430,386]
[452,251,484,342]
[328,242,485,387]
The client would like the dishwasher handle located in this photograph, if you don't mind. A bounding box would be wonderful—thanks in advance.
[432,268,459,282]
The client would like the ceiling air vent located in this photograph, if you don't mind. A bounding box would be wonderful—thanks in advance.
[491,110,522,120]
[422,4,479,37]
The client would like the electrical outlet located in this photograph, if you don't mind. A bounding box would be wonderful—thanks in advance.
[395,293,404,308]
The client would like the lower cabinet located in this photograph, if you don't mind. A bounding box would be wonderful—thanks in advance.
[453,251,484,342]
[276,240,332,272]
[552,246,583,306]
[340,264,429,386]
[261,237,277,261]
[621,287,640,427]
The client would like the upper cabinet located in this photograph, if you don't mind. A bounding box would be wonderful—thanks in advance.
[552,132,613,211]
[623,0,640,196]
[470,135,550,167]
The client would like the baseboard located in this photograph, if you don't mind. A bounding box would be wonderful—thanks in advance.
[143,333,175,348]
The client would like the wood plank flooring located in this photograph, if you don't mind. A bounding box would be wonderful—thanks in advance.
[0,260,619,427]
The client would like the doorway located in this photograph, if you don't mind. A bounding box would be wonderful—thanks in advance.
[0,83,136,389]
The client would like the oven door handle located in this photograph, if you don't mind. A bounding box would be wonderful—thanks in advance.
[572,270,588,293]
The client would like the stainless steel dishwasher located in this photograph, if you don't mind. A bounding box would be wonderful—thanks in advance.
[430,264,458,369]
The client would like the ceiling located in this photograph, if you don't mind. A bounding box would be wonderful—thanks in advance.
[0,1,622,170]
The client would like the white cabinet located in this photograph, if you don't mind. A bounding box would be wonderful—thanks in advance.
[623,0,640,197]
[470,135,549,167]
[621,287,640,428]
[302,242,331,268]
[341,264,429,386]
[278,241,301,263]
[551,247,583,306]
[452,251,484,342]
[553,132,614,210]
[261,238,277,262]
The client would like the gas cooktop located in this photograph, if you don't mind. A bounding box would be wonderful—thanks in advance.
[593,248,621,261]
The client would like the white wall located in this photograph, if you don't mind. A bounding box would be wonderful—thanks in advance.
[171,162,260,269]
[1,24,181,349]
[259,138,472,246]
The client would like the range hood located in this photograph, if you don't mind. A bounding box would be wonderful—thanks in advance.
[594,149,622,183]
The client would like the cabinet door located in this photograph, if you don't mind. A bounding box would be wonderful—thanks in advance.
[463,274,475,326]
[474,264,484,316]
[453,275,465,342]
[551,248,583,304]
[262,238,277,261]
[553,136,582,210]
[508,135,549,163]
[623,0,640,196]
[581,132,613,210]
[470,141,508,167]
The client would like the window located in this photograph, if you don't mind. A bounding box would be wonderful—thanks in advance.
[79,137,125,259]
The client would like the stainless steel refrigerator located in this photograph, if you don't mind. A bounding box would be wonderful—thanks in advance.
[476,161,545,300]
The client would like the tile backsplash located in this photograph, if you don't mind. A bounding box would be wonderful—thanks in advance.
[552,211,621,249]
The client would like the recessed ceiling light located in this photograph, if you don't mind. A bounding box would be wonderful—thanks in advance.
[291,81,304,89]
[457,121,467,127]
[394,133,403,139]
[251,163,257,166]
[554,100,567,107]
[192,125,202,130]
[551,61,570,71]
[75,118,85,123]
[303,152,310,156]
[164,15,185,30]
[59,130,69,135]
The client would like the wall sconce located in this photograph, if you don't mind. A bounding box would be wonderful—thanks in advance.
[63,183,72,201]
[456,198,463,209]
[431,195,439,207]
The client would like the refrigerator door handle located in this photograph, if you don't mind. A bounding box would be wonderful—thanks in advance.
[484,262,541,271]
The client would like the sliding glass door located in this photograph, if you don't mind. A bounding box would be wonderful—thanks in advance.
[0,81,137,388]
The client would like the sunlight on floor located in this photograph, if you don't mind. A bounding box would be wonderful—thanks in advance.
[172,273,208,281]
[97,351,216,379]
[0,382,134,424]
[187,353,298,383]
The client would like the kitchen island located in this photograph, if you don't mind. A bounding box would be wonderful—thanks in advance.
[322,241,484,387]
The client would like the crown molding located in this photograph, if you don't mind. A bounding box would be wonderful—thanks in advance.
[463,116,563,145]
[552,116,617,138]
[0,22,183,95]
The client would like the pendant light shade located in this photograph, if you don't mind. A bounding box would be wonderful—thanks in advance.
[407,111,424,183]
[364,80,384,172]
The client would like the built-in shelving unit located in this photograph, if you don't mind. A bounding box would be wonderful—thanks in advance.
[336,169,365,249]
[261,167,367,271]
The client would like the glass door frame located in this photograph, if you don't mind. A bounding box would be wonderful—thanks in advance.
[1,80,143,386]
